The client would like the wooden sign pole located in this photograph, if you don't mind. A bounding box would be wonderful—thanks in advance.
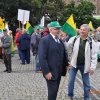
[19,21,20,28]
[22,10,25,32]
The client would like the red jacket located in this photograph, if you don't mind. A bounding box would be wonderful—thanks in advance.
[15,32,21,46]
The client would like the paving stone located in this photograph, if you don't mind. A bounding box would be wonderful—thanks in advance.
[0,53,100,100]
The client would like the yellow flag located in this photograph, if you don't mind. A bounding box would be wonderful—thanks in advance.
[66,14,76,30]
[0,23,4,30]
[89,21,94,30]
[62,14,77,37]
[11,34,15,53]
[0,17,4,30]
[26,22,31,30]
[0,17,3,24]
[75,23,77,29]
[26,22,34,35]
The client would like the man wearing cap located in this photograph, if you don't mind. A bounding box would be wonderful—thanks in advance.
[31,25,42,72]
[1,29,12,73]
[38,21,69,100]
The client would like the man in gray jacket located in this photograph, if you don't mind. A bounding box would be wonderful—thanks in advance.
[1,29,12,73]
[67,24,97,100]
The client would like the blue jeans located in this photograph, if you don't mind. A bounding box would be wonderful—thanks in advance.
[68,65,91,100]
[35,54,41,71]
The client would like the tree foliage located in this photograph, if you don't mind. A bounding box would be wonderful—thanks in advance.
[0,0,99,28]
[61,0,100,28]
[76,0,97,28]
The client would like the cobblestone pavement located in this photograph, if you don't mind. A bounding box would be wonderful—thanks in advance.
[0,53,100,100]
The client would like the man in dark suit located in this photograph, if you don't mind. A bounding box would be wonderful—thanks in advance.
[38,21,69,100]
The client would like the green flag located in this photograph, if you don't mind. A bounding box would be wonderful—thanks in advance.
[62,15,77,37]
[26,22,34,35]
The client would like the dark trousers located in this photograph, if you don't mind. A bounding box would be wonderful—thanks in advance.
[46,77,61,100]
[17,46,21,60]
[20,49,30,64]
[4,54,12,71]
[0,47,2,59]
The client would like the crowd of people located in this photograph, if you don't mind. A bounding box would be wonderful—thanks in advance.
[0,21,100,100]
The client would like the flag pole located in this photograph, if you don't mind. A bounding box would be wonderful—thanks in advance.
[22,22,24,32]
[19,21,20,28]
[22,10,25,32]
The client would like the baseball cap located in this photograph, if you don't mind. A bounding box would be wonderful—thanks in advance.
[34,25,40,30]
[3,29,7,32]
[48,21,61,28]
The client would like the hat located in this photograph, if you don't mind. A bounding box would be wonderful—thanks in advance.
[48,21,61,28]
[3,29,7,32]
[40,26,44,29]
[34,25,40,30]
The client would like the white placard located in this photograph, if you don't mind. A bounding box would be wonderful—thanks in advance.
[18,9,30,22]
[18,9,24,21]
[24,10,30,22]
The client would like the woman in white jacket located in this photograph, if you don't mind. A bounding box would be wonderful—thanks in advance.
[67,24,97,100]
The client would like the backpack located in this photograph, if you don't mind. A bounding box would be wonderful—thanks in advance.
[73,36,92,50]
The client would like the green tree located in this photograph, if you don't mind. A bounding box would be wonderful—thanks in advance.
[59,1,78,25]
[0,0,99,28]
[62,0,100,28]
[76,0,96,27]
[40,0,67,25]
[0,0,68,26]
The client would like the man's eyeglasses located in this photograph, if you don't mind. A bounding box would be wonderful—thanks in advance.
[53,28,60,30]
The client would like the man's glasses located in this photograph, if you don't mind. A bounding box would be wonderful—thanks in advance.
[53,28,60,30]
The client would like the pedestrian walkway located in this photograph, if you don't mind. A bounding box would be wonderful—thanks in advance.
[0,53,100,100]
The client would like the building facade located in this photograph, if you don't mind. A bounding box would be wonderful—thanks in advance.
[64,0,100,15]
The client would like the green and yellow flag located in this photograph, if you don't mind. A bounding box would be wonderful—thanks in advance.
[89,21,94,31]
[11,34,15,55]
[26,22,34,35]
[62,14,77,37]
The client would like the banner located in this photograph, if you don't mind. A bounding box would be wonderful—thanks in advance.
[18,9,30,22]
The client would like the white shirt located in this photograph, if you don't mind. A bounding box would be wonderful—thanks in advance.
[50,33,60,43]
